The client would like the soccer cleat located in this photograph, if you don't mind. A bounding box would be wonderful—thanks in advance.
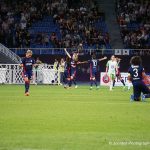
[25,92,29,96]
[141,94,146,102]
[64,86,70,89]
[75,85,78,88]
[64,85,67,89]
[130,95,134,102]
[96,86,100,90]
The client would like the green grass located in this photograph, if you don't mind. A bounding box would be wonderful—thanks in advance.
[0,85,150,150]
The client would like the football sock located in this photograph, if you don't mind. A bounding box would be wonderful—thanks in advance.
[69,80,72,87]
[25,81,29,93]
[73,79,77,86]
[90,80,93,87]
[63,76,66,84]
[64,78,68,85]
[25,82,27,93]
[121,79,125,86]
[110,80,113,90]
[94,80,97,87]
[113,80,116,87]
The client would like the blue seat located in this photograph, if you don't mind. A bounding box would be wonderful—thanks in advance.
[28,15,111,49]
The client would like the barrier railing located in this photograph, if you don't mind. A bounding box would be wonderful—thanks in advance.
[0,44,21,63]
[10,48,150,55]
[0,64,60,85]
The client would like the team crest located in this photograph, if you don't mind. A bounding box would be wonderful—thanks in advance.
[102,74,110,83]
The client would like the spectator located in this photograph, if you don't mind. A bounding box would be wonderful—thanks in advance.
[116,0,150,48]
[0,0,110,49]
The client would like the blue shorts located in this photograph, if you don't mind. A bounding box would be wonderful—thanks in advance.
[23,71,33,80]
[133,81,150,100]
[90,69,97,79]
[71,68,76,78]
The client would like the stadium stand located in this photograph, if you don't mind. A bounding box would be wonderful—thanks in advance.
[0,0,111,50]
[116,0,150,48]
[0,0,150,73]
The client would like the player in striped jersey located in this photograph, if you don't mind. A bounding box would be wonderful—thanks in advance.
[64,48,79,88]
[63,56,71,88]
[81,53,107,89]
[20,50,35,96]
[128,56,150,101]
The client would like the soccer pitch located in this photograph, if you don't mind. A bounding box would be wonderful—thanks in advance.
[0,85,150,150]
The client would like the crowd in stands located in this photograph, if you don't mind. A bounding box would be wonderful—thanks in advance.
[50,0,110,49]
[116,0,150,49]
[0,0,110,49]
[1,0,150,51]
[0,0,50,48]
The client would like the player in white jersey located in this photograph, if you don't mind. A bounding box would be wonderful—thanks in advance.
[105,55,118,91]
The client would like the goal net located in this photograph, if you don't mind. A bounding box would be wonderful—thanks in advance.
[0,64,61,85]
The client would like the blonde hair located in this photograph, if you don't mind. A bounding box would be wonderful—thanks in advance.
[26,49,33,54]
[72,53,78,62]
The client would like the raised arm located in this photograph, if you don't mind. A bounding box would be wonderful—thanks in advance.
[98,56,107,61]
[77,61,88,65]
[64,48,71,58]
[105,61,109,73]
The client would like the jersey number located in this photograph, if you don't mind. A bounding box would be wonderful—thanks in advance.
[133,68,138,77]
[111,65,114,69]
[92,60,97,67]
